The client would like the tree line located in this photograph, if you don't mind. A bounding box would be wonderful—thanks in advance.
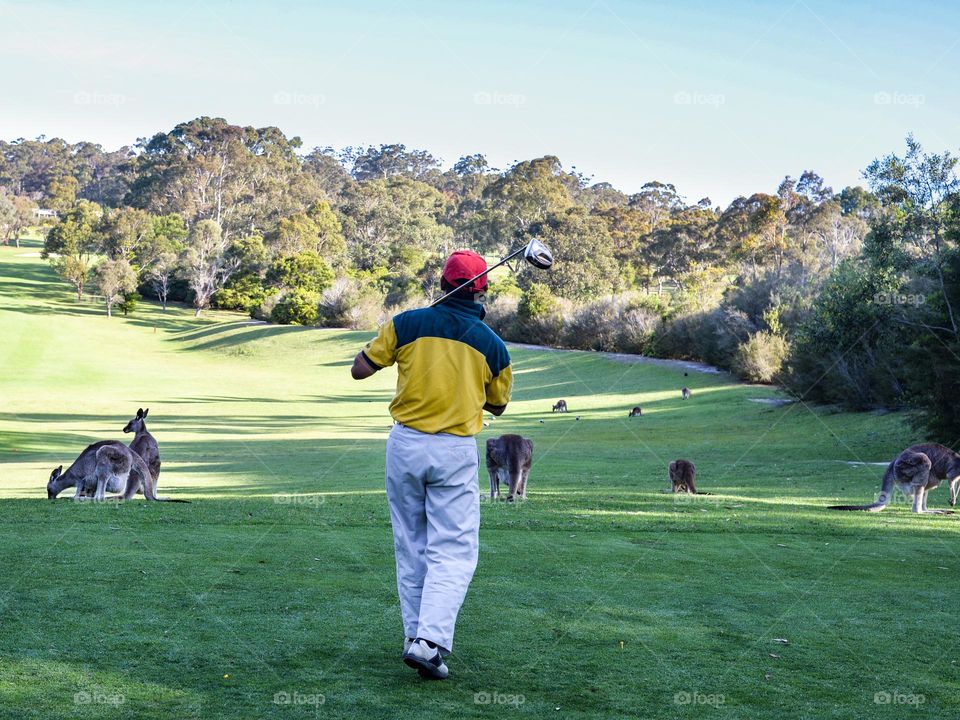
[2,119,958,437]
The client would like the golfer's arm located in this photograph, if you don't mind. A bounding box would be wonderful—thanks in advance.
[483,402,507,416]
[351,352,379,380]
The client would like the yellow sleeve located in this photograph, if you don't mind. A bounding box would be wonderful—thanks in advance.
[363,319,398,368]
[485,364,512,407]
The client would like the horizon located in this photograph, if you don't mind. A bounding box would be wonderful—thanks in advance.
[2,0,958,205]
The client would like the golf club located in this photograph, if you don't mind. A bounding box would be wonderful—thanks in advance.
[431,238,554,307]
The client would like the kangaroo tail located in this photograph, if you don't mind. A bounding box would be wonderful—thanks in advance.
[154,497,192,503]
[829,461,896,511]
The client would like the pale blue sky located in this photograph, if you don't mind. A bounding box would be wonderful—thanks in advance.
[1,0,957,205]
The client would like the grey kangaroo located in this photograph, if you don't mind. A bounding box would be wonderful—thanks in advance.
[48,440,127,499]
[486,434,534,501]
[124,408,160,482]
[681,387,692,400]
[628,406,642,417]
[830,443,960,513]
[87,444,188,502]
[552,400,568,413]
[47,408,162,498]
[669,459,698,494]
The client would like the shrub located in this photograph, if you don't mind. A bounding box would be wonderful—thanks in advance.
[319,278,384,330]
[266,251,334,293]
[617,305,661,355]
[732,331,789,383]
[518,283,557,320]
[213,273,267,312]
[270,288,320,325]
[564,298,621,351]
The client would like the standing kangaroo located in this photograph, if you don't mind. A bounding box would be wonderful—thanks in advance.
[830,444,960,513]
[486,434,534,501]
[124,408,160,482]
[628,406,642,417]
[669,459,698,494]
[681,387,692,400]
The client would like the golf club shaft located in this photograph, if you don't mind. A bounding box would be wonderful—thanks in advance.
[430,246,525,307]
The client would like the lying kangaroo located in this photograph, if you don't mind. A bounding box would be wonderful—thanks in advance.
[124,408,160,481]
[669,459,697,494]
[552,400,568,413]
[681,387,692,400]
[87,445,188,502]
[628,406,642,417]
[830,443,960,513]
[486,434,534,501]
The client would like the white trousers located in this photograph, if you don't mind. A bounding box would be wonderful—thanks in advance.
[386,424,480,653]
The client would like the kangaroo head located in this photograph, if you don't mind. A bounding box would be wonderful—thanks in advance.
[123,407,149,434]
[47,465,63,499]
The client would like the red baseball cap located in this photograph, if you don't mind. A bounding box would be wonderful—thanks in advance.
[442,250,488,292]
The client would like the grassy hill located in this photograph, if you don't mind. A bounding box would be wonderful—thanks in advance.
[0,238,958,719]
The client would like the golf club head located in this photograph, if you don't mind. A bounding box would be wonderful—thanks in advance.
[524,238,553,269]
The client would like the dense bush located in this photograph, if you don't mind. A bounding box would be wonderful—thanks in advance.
[270,288,320,325]
[318,278,384,330]
[732,331,789,383]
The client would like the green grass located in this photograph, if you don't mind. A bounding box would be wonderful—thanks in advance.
[1,237,959,719]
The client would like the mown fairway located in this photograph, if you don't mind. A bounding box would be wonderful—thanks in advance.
[1,238,959,719]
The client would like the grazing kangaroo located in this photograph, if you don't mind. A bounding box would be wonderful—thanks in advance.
[123,408,160,481]
[628,406,642,417]
[552,400,568,413]
[830,444,960,513]
[681,387,692,400]
[88,445,188,502]
[486,434,534,501]
[669,459,697,494]
[48,441,128,499]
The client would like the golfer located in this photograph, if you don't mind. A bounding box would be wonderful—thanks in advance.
[350,250,512,680]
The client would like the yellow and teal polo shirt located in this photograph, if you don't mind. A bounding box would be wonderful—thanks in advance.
[362,297,512,437]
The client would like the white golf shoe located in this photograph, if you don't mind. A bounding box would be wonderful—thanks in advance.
[402,638,449,680]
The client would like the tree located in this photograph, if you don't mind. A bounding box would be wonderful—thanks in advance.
[95,258,137,317]
[147,251,178,311]
[180,219,239,316]
[344,144,441,181]
[0,191,37,247]
[43,200,102,299]
[266,251,334,293]
[268,201,346,263]
[99,207,156,261]
[46,175,79,213]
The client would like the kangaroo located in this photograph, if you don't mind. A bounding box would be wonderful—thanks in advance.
[628,406,642,417]
[552,400,568,413]
[486,434,534,501]
[85,444,188,502]
[48,440,127,499]
[123,408,160,481]
[830,444,960,514]
[669,459,697,494]
[681,387,692,400]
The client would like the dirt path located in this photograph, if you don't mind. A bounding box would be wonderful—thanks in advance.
[506,342,725,375]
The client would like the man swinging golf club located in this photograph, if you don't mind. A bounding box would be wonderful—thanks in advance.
[351,240,551,680]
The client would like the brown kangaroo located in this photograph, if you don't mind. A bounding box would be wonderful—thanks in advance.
[681,387,692,400]
[830,444,960,513]
[486,434,534,501]
[669,459,697,494]
[123,408,160,482]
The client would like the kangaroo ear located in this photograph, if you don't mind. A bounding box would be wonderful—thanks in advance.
[57,465,63,472]
[137,408,144,418]
[143,408,149,418]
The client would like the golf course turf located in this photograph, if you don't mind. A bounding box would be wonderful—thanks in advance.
[1,237,959,718]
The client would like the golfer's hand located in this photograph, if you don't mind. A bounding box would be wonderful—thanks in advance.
[351,352,378,380]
